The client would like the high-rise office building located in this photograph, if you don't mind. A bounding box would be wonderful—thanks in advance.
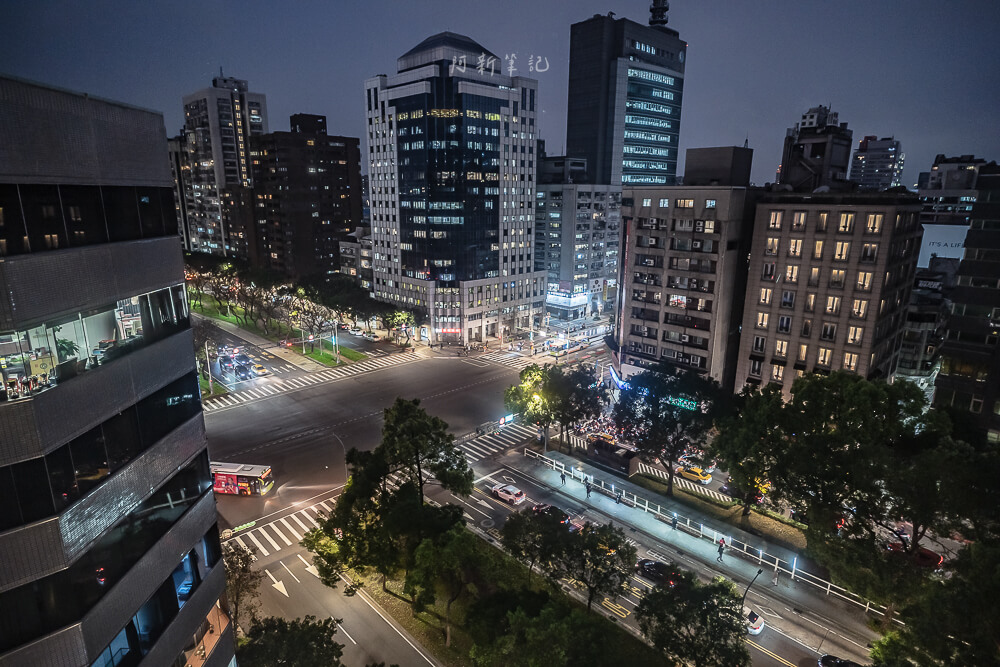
[617,147,756,390]
[535,156,622,320]
[934,163,1000,443]
[850,135,904,191]
[0,76,233,667]
[180,75,268,256]
[566,2,687,186]
[365,32,546,344]
[777,105,853,192]
[734,191,922,396]
[250,114,362,278]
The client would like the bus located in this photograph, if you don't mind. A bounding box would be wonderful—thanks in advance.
[210,462,275,496]
[551,339,587,357]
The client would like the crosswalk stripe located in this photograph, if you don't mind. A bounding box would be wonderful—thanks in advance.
[259,526,281,551]
[291,513,311,533]
[301,509,320,526]
[233,536,249,552]
[246,389,263,398]
[246,531,270,556]
[285,378,305,388]
[280,517,301,541]
[463,452,478,463]
[462,442,494,457]
[318,500,333,513]
[268,523,293,546]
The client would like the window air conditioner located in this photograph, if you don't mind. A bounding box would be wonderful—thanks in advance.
[692,240,703,250]
[680,334,690,343]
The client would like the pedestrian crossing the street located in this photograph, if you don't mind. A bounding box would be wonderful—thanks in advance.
[204,354,421,412]
[227,497,336,558]
[456,423,537,463]
[479,350,542,372]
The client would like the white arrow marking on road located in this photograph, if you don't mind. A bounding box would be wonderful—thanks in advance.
[297,553,320,578]
[265,568,289,597]
[281,560,301,583]
[502,475,516,483]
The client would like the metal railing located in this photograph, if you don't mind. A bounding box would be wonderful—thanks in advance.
[523,448,897,621]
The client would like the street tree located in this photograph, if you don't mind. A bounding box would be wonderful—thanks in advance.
[612,363,722,496]
[500,508,564,585]
[550,522,637,611]
[205,261,240,317]
[406,524,494,647]
[635,572,751,667]
[223,542,264,632]
[504,364,557,451]
[710,384,787,516]
[547,364,607,447]
[381,397,473,502]
[237,615,345,667]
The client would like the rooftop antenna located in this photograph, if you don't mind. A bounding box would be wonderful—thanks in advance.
[219,66,224,77]
[649,0,669,27]
[744,135,749,148]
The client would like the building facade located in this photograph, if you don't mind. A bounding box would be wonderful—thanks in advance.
[850,135,904,191]
[616,147,756,389]
[0,76,233,667]
[180,76,268,256]
[566,6,686,187]
[915,154,990,267]
[365,32,545,344]
[778,105,853,192]
[734,192,922,395]
[535,157,622,320]
[934,163,1000,443]
[894,260,957,403]
[250,114,362,278]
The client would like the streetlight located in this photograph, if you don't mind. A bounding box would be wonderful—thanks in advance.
[741,568,764,610]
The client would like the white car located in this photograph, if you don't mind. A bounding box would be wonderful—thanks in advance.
[349,328,363,336]
[744,606,764,635]
[490,483,526,505]
[363,332,380,341]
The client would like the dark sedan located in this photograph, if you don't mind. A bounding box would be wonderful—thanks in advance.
[818,655,863,667]
[634,558,680,587]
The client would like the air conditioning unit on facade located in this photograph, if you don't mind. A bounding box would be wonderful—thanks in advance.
[680,334,690,343]
[692,240,703,250]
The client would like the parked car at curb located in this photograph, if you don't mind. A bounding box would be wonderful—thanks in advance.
[744,606,764,635]
[675,466,712,485]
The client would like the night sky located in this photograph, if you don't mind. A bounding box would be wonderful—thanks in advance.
[4,1,998,186]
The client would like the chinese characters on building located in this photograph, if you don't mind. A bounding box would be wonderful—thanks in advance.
[451,52,549,76]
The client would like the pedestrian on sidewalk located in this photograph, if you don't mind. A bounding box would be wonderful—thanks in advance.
[585,481,592,498]
[615,489,622,504]
[671,514,678,530]
[560,472,566,486]
[717,538,726,563]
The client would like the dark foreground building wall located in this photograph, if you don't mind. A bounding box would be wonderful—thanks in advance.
[0,75,235,667]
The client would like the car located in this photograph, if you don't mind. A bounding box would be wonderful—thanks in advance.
[491,483,526,505]
[818,656,863,667]
[744,606,765,635]
[587,433,615,447]
[234,353,251,366]
[349,328,364,336]
[218,355,234,370]
[250,363,269,377]
[337,323,350,330]
[216,344,231,356]
[720,481,764,504]
[531,503,580,530]
[675,466,712,485]
[635,559,680,587]
[234,364,251,381]
[363,332,380,341]
[679,455,717,474]
[885,542,944,569]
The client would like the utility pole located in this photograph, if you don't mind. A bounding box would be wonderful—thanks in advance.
[204,340,213,394]
[741,568,764,610]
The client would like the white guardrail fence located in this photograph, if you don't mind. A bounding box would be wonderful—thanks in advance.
[524,447,897,622]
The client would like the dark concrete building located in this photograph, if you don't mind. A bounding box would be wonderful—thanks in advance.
[250,114,362,278]
[0,76,233,667]
[616,147,756,389]
[735,191,922,396]
[566,2,687,186]
[934,163,1000,444]
[915,154,991,267]
[778,105,854,192]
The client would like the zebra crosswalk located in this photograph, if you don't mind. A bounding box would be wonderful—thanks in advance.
[228,497,336,558]
[265,363,300,375]
[204,354,421,412]
[456,423,537,463]
[479,350,543,372]
[633,461,730,503]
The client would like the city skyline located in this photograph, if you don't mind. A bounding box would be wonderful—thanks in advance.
[3,0,998,186]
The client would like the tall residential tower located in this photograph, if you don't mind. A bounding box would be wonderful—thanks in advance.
[180,75,268,256]
[365,32,545,344]
[850,135,904,191]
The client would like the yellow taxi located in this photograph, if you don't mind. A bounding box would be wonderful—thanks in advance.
[675,466,712,485]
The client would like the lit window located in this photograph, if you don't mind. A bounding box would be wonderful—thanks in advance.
[765,237,780,255]
[759,288,772,305]
[706,199,717,209]
[797,344,808,362]
[774,339,788,357]
[834,241,851,260]
[818,347,832,366]
[853,299,869,318]
[865,213,883,233]
[830,269,846,287]
[785,265,799,283]
[658,198,669,207]
[756,312,769,329]
[843,352,858,371]
[838,212,855,233]
[826,296,841,314]
[768,211,782,229]
[642,198,652,207]
[771,365,784,381]
[848,326,864,344]
[676,199,694,208]
[788,239,802,257]
[857,271,873,291]
[792,211,807,230]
